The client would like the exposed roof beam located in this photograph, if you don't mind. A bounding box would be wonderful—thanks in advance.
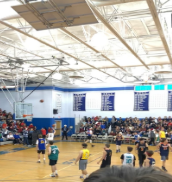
[140,19,151,35]
[146,0,172,65]
[60,27,126,72]
[92,0,144,7]
[58,62,171,72]
[0,40,103,83]
[88,1,149,69]
[0,20,123,82]
[0,40,44,58]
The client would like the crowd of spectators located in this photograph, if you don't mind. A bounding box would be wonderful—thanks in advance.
[0,108,54,146]
[78,116,172,143]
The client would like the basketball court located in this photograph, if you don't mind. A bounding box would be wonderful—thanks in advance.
[0,140,172,182]
[1,0,172,181]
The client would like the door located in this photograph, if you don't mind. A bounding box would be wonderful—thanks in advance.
[55,120,61,136]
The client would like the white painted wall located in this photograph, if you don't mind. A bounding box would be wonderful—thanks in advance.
[0,88,171,120]
[0,90,53,118]
[68,90,171,119]
[52,90,66,118]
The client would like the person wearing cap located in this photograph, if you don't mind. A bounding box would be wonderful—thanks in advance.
[62,125,69,140]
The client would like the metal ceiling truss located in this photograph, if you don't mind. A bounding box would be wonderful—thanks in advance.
[87,0,149,69]
[146,0,172,65]
[0,21,126,83]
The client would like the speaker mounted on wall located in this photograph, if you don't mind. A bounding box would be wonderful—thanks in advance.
[53,109,58,114]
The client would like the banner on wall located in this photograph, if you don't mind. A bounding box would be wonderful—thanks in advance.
[55,94,62,113]
[101,93,115,111]
[73,94,86,111]
[134,92,149,111]
[168,91,172,111]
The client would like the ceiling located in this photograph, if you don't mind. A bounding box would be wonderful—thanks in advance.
[0,0,172,88]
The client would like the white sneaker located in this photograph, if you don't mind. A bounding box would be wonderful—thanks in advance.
[55,173,58,177]
[50,174,55,177]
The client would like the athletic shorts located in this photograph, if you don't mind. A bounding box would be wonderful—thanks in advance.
[100,160,110,168]
[37,150,45,154]
[87,136,92,140]
[49,159,57,166]
[116,141,121,146]
[161,156,168,161]
[79,160,87,170]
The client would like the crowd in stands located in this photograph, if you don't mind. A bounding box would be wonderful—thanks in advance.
[0,108,54,146]
[78,116,172,144]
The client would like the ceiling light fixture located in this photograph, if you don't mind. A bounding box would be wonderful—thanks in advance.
[91,32,108,48]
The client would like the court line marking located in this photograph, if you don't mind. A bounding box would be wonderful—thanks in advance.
[0,175,81,181]
[42,151,102,179]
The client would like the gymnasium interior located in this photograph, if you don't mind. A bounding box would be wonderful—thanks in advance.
[0,0,172,181]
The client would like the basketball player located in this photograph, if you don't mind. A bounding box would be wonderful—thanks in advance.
[159,127,166,139]
[135,138,148,167]
[157,138,172,172]
[134,132,140,145]
[47,129,54,143]
[120,146,136,166]
[36,134,47,163]
[144,150,155,167]
[52,125,56,135]
[85,128,94,147]
[114,132,124,153]
[75,143,90,179]
[48,141,60,177]
[97,143,112,168]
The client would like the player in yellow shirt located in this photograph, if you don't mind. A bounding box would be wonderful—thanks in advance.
[75,143,90,179]
[159,127,166,139]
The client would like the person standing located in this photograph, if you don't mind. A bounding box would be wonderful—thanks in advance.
[97,143,112,168]
[135,138,148,167]
[148,129,155,146]
[75,143,90,179]
[159,127,166,139]
[62,125,68,140]
[157,138,172,172]
[41,128,47,139]
[144,150,155,167]
[134,132,140,145]
[23,127,29,146]
[36,134,47,163]
[155,130,160,145]
[85,128,95,147]
[114,132,124,153]
[120,146,136,167]
[48,141,60,177]
[47,129,54,143]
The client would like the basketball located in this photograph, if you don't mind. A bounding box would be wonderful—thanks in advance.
[40,100,44,103]
[52,124,55,127]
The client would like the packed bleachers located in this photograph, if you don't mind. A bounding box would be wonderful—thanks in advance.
[72,116,172,144]
[0,108,54,146]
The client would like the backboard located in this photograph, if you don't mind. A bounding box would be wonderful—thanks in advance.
[14,102,33,120]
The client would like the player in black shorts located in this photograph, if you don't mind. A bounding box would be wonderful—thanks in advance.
[36,134,47,163]
[135,138,148,167]
[97,143,112,168]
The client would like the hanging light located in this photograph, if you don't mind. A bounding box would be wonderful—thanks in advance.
[91,32,108,48]
[25,38,40,50]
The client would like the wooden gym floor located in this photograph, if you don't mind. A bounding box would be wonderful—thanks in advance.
[0,138,172,182]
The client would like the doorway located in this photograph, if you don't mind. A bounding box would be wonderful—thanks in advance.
[55,120,61,136]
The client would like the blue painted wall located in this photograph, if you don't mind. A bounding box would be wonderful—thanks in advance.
[25,117,75,136]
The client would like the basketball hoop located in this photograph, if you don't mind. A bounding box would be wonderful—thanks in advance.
[23,114,33,122]
[23,114,33,118]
